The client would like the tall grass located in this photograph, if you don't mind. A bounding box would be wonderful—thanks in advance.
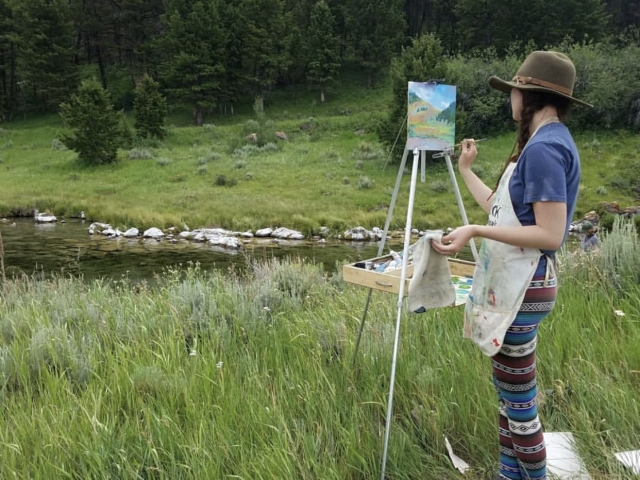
[0,244,637,478]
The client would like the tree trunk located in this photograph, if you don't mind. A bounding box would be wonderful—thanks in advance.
[193,107,203,126]
[96,42,108,89]
[320,89,325,102]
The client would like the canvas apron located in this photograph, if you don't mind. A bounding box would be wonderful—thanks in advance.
[463,162,540,356]
[463,121,561,356]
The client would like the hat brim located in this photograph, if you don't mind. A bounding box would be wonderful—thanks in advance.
[489,76,593,108]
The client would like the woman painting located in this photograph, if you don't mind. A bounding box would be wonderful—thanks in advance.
[432,51,591,480]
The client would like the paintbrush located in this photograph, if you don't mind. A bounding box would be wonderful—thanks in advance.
[453,138,487,148]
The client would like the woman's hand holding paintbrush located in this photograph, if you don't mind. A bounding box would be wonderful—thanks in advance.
[454,138,494,213]
[455,138,485,170]
[453,138,487,148]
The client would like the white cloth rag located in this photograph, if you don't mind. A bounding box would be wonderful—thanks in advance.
[408,231,455,313]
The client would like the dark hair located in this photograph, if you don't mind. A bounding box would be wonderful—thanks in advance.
[490,90,573,195]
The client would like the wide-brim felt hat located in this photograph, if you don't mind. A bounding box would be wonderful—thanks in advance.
[489,51,592,107]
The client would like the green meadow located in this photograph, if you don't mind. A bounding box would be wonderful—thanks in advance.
[0,75,639,479]
[0,79,638,235]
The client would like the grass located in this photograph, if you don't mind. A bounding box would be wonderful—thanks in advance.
[0,79,638,236]
[1,69,637,479]
[0,221,638,478]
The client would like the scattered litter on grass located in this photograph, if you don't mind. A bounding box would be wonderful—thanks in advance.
[614,449,640,475]
[443,435,470,474]
[545,432,591,479]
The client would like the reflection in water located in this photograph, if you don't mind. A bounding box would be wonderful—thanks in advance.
[4,219,575,283]
[2,219,433,282]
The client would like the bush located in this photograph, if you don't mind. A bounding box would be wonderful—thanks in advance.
[445,46,522,139]
[214,175,237,187]
[356,176,373,189]
[240,117,275,148]
[59,79,123,165]
[597,217,640,293]
[443,38,640,136]
[608,156,640,200]
[51,139,67,151]
[198,153,221,165]
[352,141,384,160]
[429,180,449,192]
[127,148,153,160]
[260,142,279,152]
[134,74,167,139]
[233,145,260,159]
[376,33,447,162]
[558,40,640,131]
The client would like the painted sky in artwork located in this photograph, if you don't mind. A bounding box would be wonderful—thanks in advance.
[407,82,456,151]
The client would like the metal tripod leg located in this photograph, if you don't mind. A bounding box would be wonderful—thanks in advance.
[352,147,410,366]
[349,145,480,479]
[443,152,479,262]
[380,148,421,480]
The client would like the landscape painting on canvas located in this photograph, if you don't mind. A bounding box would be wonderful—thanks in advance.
[407,82,456,151]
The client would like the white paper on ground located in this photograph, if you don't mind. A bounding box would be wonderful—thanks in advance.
[614,450,640,475]
[544,432,591,479]
[443,435,470,474]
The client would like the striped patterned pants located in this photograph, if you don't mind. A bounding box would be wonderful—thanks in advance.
[492,274,557,480]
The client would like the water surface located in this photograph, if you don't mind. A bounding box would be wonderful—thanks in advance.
[0,219,411,282]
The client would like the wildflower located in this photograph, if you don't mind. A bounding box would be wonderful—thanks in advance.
[216,361,223,369]
[614,310,625,317]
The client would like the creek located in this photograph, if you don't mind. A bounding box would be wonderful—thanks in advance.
[1,218,580,285]
[0,219,418,282]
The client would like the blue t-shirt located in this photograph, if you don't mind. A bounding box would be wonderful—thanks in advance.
[508,123,581,276]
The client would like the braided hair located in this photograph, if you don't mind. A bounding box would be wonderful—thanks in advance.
[490,90,572,196]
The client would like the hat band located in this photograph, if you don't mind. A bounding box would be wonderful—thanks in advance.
[512,75,573,96]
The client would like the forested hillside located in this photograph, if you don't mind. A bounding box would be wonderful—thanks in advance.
[0,0,638,124]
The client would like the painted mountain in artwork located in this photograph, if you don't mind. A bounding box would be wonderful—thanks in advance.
[407,82,456,151]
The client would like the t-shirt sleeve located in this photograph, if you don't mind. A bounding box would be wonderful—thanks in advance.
[521,142,568,204]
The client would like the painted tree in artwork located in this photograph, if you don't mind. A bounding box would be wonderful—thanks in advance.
[306,0,341,102]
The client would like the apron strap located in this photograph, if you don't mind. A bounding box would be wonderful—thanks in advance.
[543,254,557,286]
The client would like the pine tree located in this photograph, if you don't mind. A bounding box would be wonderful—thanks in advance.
[159,0,227,125]
[11,0,78,111]
[306,1,341,102]
[455,0,610,53]
[237,0,293,100]
[59,79,122,165]
[134,74,166,139]
[343,0,406,87]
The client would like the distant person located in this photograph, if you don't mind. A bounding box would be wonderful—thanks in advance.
[432,51,591,480]
[580,221,599,252]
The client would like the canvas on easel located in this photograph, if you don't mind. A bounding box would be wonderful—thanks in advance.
[407,82,456,151]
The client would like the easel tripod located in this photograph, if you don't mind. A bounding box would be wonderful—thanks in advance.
[351,146,478,480]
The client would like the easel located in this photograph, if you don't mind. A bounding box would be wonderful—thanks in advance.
[351,145,479,480]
